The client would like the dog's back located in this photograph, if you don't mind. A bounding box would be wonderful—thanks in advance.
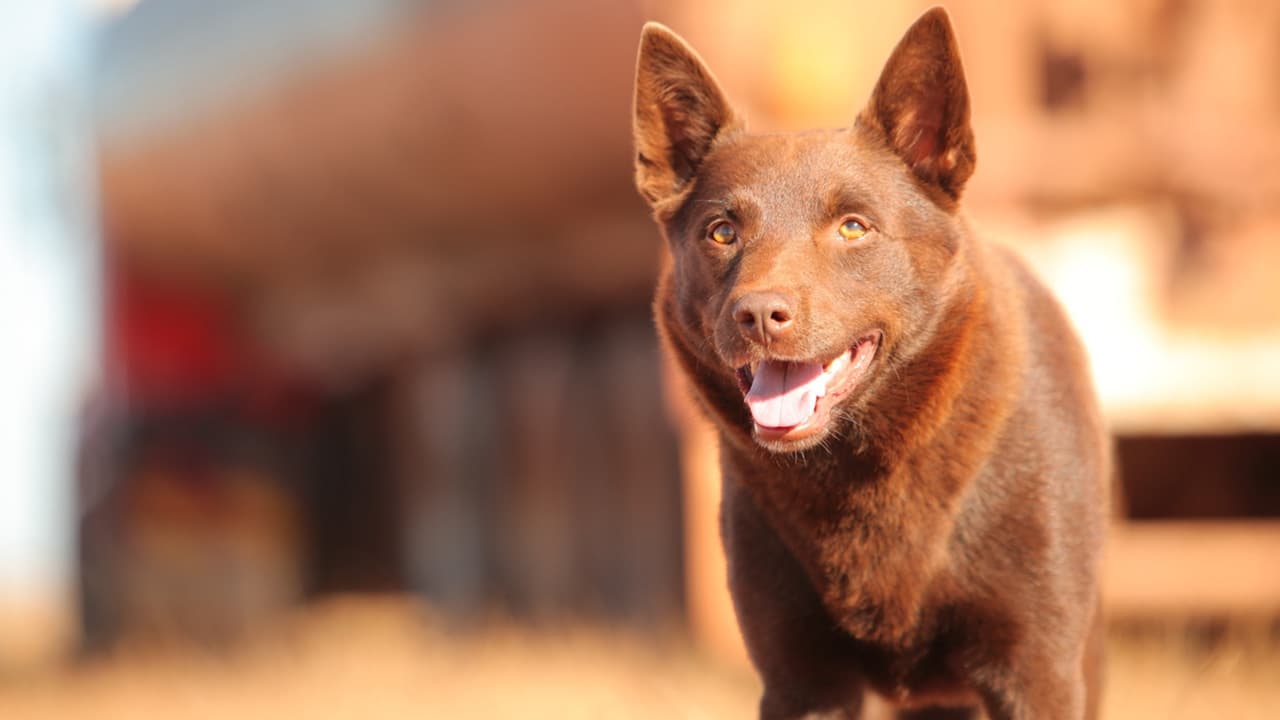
[634,7,1107,720]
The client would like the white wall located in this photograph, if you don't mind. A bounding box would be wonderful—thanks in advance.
[0,0,99,665]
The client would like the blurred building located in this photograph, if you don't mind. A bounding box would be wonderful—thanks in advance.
[52,0,1280,659]
[82,0,686,649]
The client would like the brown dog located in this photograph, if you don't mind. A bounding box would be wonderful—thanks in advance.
[632,7,1108,719]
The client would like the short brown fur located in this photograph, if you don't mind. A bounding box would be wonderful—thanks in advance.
[633,8,1108,720]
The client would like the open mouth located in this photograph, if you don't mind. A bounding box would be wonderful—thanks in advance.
[734,330,882,445]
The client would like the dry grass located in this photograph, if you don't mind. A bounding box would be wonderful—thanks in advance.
[0,597,756,720]
[0,597,1276,719]
[1103,620,1280,720]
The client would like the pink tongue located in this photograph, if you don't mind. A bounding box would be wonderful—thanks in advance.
[745,360,826,429]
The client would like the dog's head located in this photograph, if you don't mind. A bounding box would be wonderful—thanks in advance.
[634,8,977,454]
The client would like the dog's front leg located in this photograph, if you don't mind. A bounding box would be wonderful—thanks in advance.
[976,651,1088,720]
[761,700,863,720]
[721,476,866,720]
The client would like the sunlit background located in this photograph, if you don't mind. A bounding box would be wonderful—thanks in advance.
[1,0,1278,718]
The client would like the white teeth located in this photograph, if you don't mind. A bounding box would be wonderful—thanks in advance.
[824,351,852,374]
[853,340,873,368]
[816,350,854,397]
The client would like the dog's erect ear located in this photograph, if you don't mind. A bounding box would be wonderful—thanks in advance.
[858,7,975,201]
[633,23,740,209]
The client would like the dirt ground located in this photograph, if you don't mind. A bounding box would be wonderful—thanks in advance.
[1,597,1277,719]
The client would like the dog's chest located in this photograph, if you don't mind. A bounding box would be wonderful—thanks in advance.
[846,603,983,709]
[740,458,952,643]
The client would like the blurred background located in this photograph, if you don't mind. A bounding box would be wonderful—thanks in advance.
[1,0,1278,717]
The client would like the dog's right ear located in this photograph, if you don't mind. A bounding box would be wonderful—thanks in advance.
[633,23,740,209]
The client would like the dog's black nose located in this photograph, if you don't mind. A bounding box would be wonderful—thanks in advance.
[734,291,795,346]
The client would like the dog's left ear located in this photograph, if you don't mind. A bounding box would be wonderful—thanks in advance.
[857,7,975,202]
[633,23,741,210]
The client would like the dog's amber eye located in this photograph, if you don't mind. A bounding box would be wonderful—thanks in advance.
[838,218,869,241]
[708,222,737,245]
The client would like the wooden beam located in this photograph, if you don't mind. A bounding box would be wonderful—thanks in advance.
[1105,521,1280,616]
